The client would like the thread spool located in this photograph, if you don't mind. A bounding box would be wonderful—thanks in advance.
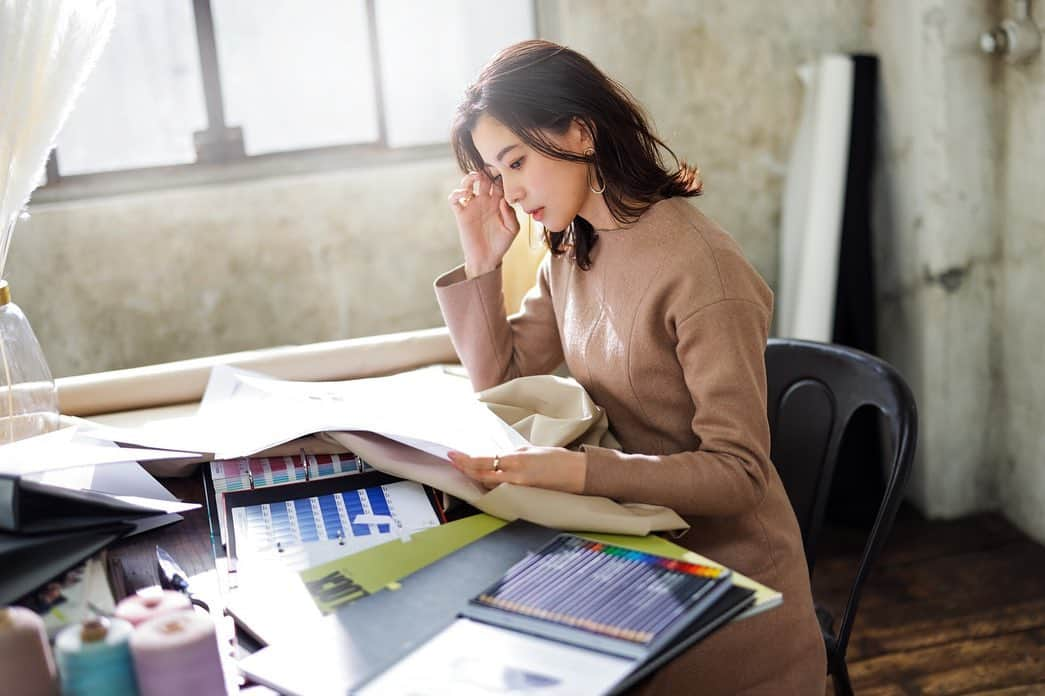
[55,616,139,696]
[0,607,58,696]
[114,591,191,627]
[130,610,226,696]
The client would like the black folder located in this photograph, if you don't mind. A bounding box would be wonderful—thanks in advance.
[0,522,132,604]
[0,473,168,534]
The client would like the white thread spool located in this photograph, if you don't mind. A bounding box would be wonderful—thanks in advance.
[115,590,191,627]
[129,610,226,696]
[0,607,58,696]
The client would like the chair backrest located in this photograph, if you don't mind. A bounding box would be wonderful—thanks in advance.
[764,338,917,657]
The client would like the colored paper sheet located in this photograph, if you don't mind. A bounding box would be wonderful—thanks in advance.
[299,513,507,614]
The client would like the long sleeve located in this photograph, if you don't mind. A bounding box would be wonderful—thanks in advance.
[434,258,564,392]
[581,298,773,517]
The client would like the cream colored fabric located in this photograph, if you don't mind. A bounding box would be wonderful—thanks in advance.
[330,374,684,534]
[327,430,686,535]
[476,374,621,451]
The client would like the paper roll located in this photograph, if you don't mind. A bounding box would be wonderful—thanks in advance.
[777,54,854,341]
[57,327,457,417]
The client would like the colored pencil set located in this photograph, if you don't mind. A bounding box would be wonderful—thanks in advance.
[472,535,730,646]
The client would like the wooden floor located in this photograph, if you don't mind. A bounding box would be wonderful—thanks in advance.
[814,506,1045,695]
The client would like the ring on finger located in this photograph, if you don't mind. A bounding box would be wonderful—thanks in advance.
[492,454,502,473]
[458,194,473,206]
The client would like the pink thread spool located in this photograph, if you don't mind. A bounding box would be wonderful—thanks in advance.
[0,607,58,696]
[129,609,227,696]
[115,590,191,627]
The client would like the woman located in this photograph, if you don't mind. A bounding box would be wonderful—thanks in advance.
[435,40,826,694]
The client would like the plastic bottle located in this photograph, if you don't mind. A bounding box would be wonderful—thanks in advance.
[0,280,59,442]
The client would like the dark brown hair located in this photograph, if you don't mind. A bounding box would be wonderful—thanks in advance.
[450,39,702,270]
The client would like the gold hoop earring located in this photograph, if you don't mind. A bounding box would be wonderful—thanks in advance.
[584,147,606,194]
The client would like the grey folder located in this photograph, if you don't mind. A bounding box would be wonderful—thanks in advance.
[239,520,561,696]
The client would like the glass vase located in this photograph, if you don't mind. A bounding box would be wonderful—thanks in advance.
[0,280,59,443]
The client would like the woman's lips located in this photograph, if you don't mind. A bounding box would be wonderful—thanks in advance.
[531,207,545,222]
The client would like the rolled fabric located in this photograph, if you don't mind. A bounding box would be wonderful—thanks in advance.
[0,607,58,696]
[130,610,226,696]
[115,591,191,627]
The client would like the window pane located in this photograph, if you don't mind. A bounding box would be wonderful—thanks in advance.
[212,0,379,155]
[376,0,535,148]
[55,1,207,175]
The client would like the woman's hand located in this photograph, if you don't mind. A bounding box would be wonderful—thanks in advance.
[447,171,520,279]
[448,446,587,494]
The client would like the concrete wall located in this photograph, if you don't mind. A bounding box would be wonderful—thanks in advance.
[539,0,872,285]
[13,0,870,379]
[869,0,1005,519]
[997,5,1045,540]
[9,158,465,376]
[868,0,1045,544]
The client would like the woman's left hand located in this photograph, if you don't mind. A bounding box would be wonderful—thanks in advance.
[448,446,587,494]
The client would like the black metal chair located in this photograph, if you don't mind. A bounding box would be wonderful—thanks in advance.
[764,338,918,696]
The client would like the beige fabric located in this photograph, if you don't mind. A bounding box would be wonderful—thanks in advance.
[477,374,621,450]
[327,430,686,535]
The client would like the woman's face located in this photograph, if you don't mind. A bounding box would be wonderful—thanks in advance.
[471,113,594,232]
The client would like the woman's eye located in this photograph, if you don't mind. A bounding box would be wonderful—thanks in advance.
[509,157,524,170]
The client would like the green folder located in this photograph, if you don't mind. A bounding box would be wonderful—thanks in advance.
[300,513,507,613]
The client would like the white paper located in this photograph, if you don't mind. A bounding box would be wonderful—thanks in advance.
[87,365,530,461]
[358,618,636,696]
[0,427,205,477]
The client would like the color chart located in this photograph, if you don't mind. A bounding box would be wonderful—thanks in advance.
[228,480,440,569]
[210,453,366,544]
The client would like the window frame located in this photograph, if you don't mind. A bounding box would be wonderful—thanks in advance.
[37,0,539,203]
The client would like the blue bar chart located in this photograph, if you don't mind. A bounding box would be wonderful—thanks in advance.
[230,481,440,567]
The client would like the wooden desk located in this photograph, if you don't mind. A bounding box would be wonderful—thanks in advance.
[106,470,215,599]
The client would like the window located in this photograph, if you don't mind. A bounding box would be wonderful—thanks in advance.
[47,0,536,188]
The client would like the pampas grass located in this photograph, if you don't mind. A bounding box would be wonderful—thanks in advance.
[0,0,115,279]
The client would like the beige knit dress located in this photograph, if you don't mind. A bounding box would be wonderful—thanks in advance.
[435,197,826,694]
